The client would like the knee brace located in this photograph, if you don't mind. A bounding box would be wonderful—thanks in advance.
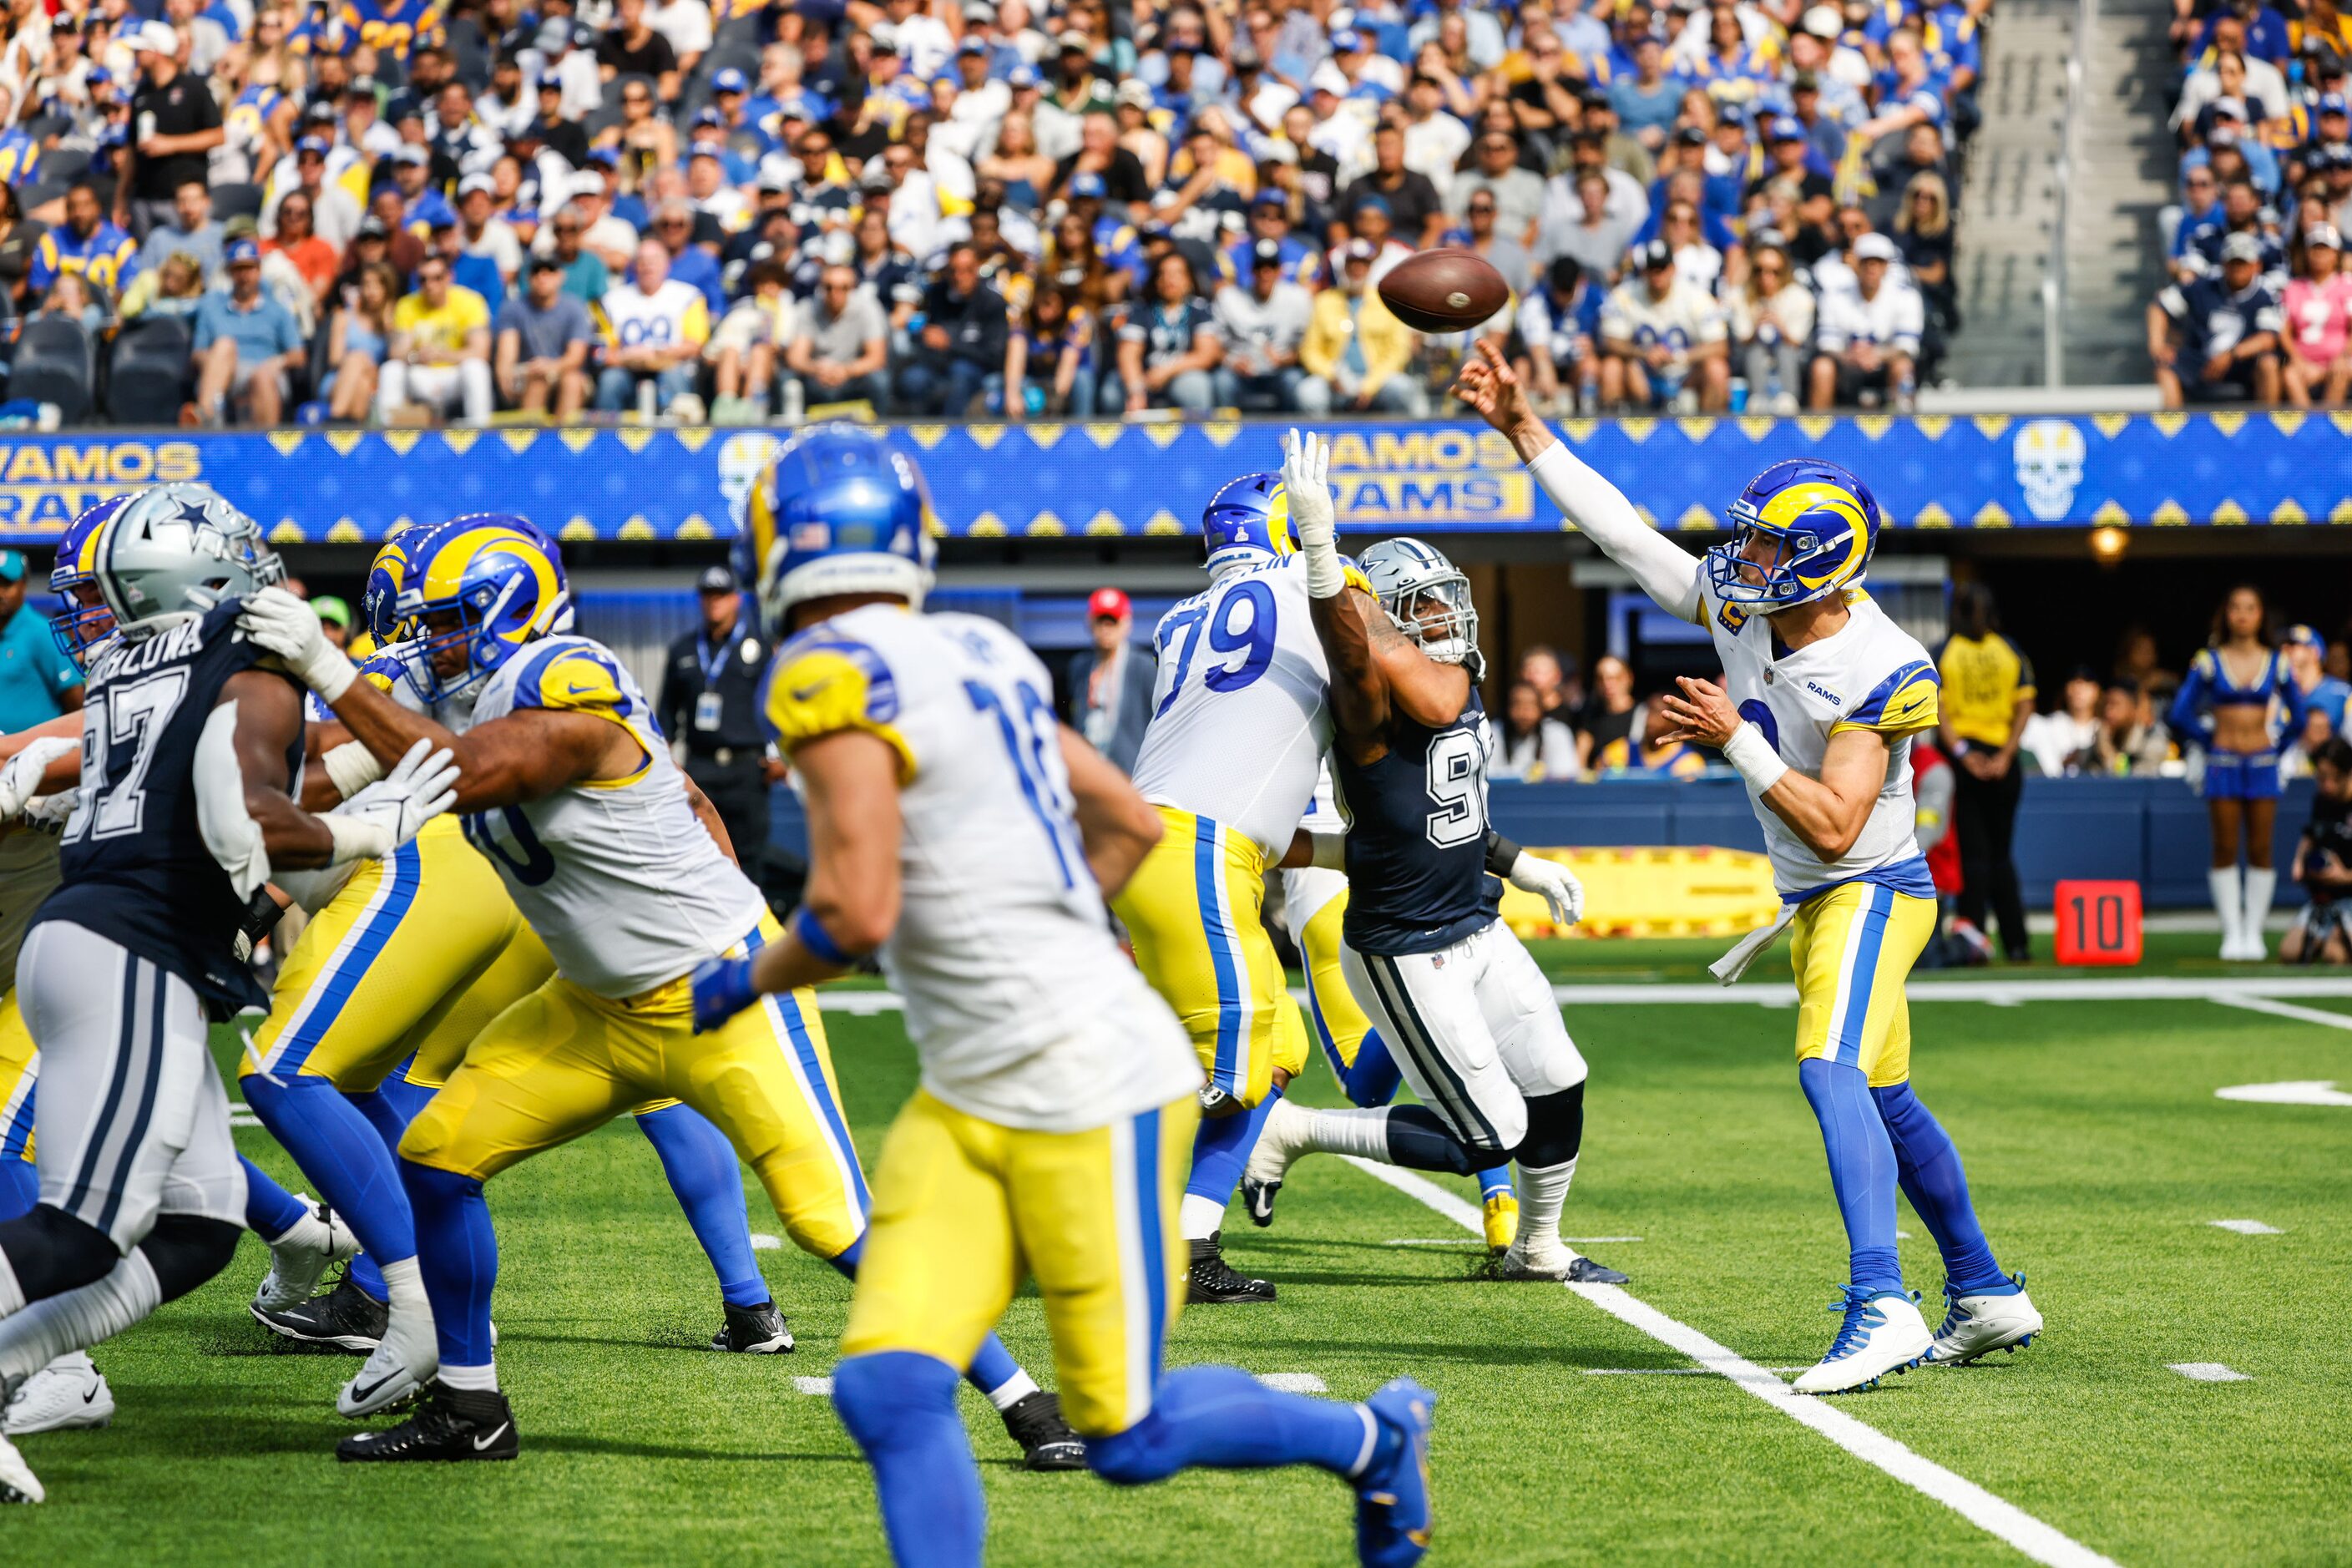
[1511,1082,1586,1171]
[0,1203,119,1302]
[139,1214,244,1302]
[832,1350,960,1454]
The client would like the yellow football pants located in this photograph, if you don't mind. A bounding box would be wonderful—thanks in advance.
[1286,868,1376,1078]
[0,989,33,1166]
[1788,881,1939,1088]
[398,918,867,1261]
[841,1089,1199,1437]
[1112,807,1305,1106]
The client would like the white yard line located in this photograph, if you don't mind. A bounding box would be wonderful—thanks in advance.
[2166,1363,2251,1383]
[793,1376,834,1396]
[1341,1156,2121,1568]
[1254,1373,1328,1393]
[2208,994,2352,1031]
[2215,1080,2352,1106]
[2207,1220,2283,1235]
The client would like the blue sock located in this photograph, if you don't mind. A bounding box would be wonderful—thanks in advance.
[400,1157,499,1368]
[833,1352,984,1568]
[238,1154,309,1238]
[1086,1364,1376,1485]
[635,1104,766,1308]
[1336,1029,1404,1107]
[1476,1165,1515,1201]
[343,1080,435,1303]
[242,1073,417,1273]
[1797,1058,1904,1296]
[1872,1081,2010,1296]
[825,1234,1024,1399]
[0,1158,38,1222]
[1184,1085,1280,1206]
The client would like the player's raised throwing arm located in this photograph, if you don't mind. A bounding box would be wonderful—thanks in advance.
[1454,340,1705,625]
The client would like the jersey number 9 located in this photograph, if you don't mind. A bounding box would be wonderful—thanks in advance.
[1424,726,1487,848]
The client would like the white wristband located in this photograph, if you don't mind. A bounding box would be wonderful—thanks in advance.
[322,812,395,867]
[1302,537,1346,599]
[1721,721,1789,796]
[307,649,359,706]
[322,740,385,802]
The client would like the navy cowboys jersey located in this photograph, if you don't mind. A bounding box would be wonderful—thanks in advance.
[1332,690,1501,956]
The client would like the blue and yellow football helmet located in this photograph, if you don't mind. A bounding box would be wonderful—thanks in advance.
[1200,470,1296,574]
[395,513,570,701]
[751,422,935,633]
[361,524,424,645]
[49,493,134,665]
[1706,459,1883,609]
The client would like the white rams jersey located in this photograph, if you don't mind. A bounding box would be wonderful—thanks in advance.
[1129,554,1333,857]
[1701,583,1941,899]
[467,635,766,997]
[764,605,1199,1134]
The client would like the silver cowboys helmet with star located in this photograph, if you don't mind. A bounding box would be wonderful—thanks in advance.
[94,483,286,641]
[1358,536,1479,669]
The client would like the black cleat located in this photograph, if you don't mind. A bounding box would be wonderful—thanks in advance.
[251,1271,388,1353]
[999,1390,1087,1471]
[338,1385,518,1464]
[1565,1256,1630,1285]
[1186,1231,1277,1304]
[711,1300,795,1353]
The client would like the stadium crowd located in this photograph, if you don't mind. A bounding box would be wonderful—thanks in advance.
[0,0,1987,428]
[2153,0,2352,407]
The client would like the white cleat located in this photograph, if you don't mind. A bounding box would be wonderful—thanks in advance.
[253,1197,362,1314]
[1494,1236,1629,1284]
[1792,1287,1934,1395]
[1239,1098,1314,1229]
[3,1355,114,1435]
[1925,1277,2044,1365]
[338,1305,438,1418]
[0,1428,42,1503]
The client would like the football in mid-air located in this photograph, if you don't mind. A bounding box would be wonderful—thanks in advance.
[1377,249,1510,334]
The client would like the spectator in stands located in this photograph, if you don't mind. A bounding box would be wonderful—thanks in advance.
[379,253,495,426]
[1065,586,1155,774]
[599,0,681,104]
[187,237,303,428]
[0,550,82,726]
[1727,242,1813,416]
[897,241,1008,415]
[2094,678,2174,775]
[1809,233,1922,410]
[2281,225,2352,406]
[121,250,206,322]
[0,183,42,308]
[2151,230,2284,407]
[1576,654,1637,771]
[1600,239,1730,412]
[2188,179,2285,280]
[496,253,596,421]
[2282,736,2352,964]
[28,181,136,305]
[1213,240,1312,412]
[323,261,397,426]
[1338,124,1448,250]
[1611,35,1682,151]
[1543,168,1640,281]
[1516,255,1600,416]
[594,236,710,417]
[706,260,792,420]
[117,22,223,240]
[1520,646,1582,719]
[1299,239,1427,415]
[1938,583,2036,963]
[2172,166,2225,278]
[2285,624,2351,741]
[2024,666,2106,776]
[1450,127,1546,245]
[1006,283,1098,418]
[137,179,223,284]
[1898,173,1959,347]
[786,262,893,412]
[263,192,339,309]
[1113,250,1222,413]
[36,274,105,334]
[1490,681,1579,781]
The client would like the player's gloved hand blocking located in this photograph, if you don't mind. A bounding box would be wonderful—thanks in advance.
[0,736,78,820]
[331,739,463,861]
[690,955,757,1034]
[240,584,360,702]
[1282,427,1342,597]
[1506,852,1585,929]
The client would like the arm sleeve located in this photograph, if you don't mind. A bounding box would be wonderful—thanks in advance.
[2168,653,2215,746]
[1527,438,1704,623]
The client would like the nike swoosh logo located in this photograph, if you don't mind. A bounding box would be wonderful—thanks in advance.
[473,1422,510,1451]
[82,1387,98,1405]
[789,682,827,702]
[348,1373,401,1404]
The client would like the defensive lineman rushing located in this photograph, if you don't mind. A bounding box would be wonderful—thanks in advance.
[691,422,1437,1568]
[0,488,460,1503]
[236,511,1080,1467]
[1242,435,1624,1286]
[1456,341,2042,1390]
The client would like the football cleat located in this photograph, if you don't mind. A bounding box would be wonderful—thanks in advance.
[338,1385,518,1464]
[1186,1232,1277,1304]
[1240,1098,1312,1228]
[251,1197,362,1314]
[1354,1378,1436,1568]
[1792,1285,1933,1394]
[0,1428,42,1504]
[1479,1192,1518,1255]
[253,1269,388,1352]
[339,1302,438,1417]
[999,1390,1087,1471]
[712,1300,795,1354]
[1925,1276,2044,1365]
[3,1355,113,1435]
[1493,1237,1627,1284]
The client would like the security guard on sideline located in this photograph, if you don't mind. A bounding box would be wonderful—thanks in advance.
[658,564,780,869]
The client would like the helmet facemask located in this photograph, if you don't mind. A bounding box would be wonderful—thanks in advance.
[1383,574,1478,666]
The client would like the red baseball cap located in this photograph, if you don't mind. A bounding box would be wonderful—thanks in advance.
[1088,587,1131,620]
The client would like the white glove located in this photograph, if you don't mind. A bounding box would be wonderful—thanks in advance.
[22,792,76,833]
[324,738,460,865]
[1507,849,1585,929]
[240,586,359,703]
[0,737,78,820]
[1282,427,1343,598]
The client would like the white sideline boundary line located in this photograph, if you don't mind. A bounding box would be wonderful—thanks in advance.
[2208,994,2352,1032]
[1339,1156,2120,1568]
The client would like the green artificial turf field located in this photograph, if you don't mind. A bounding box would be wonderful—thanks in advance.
[6,937,2349,1565]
